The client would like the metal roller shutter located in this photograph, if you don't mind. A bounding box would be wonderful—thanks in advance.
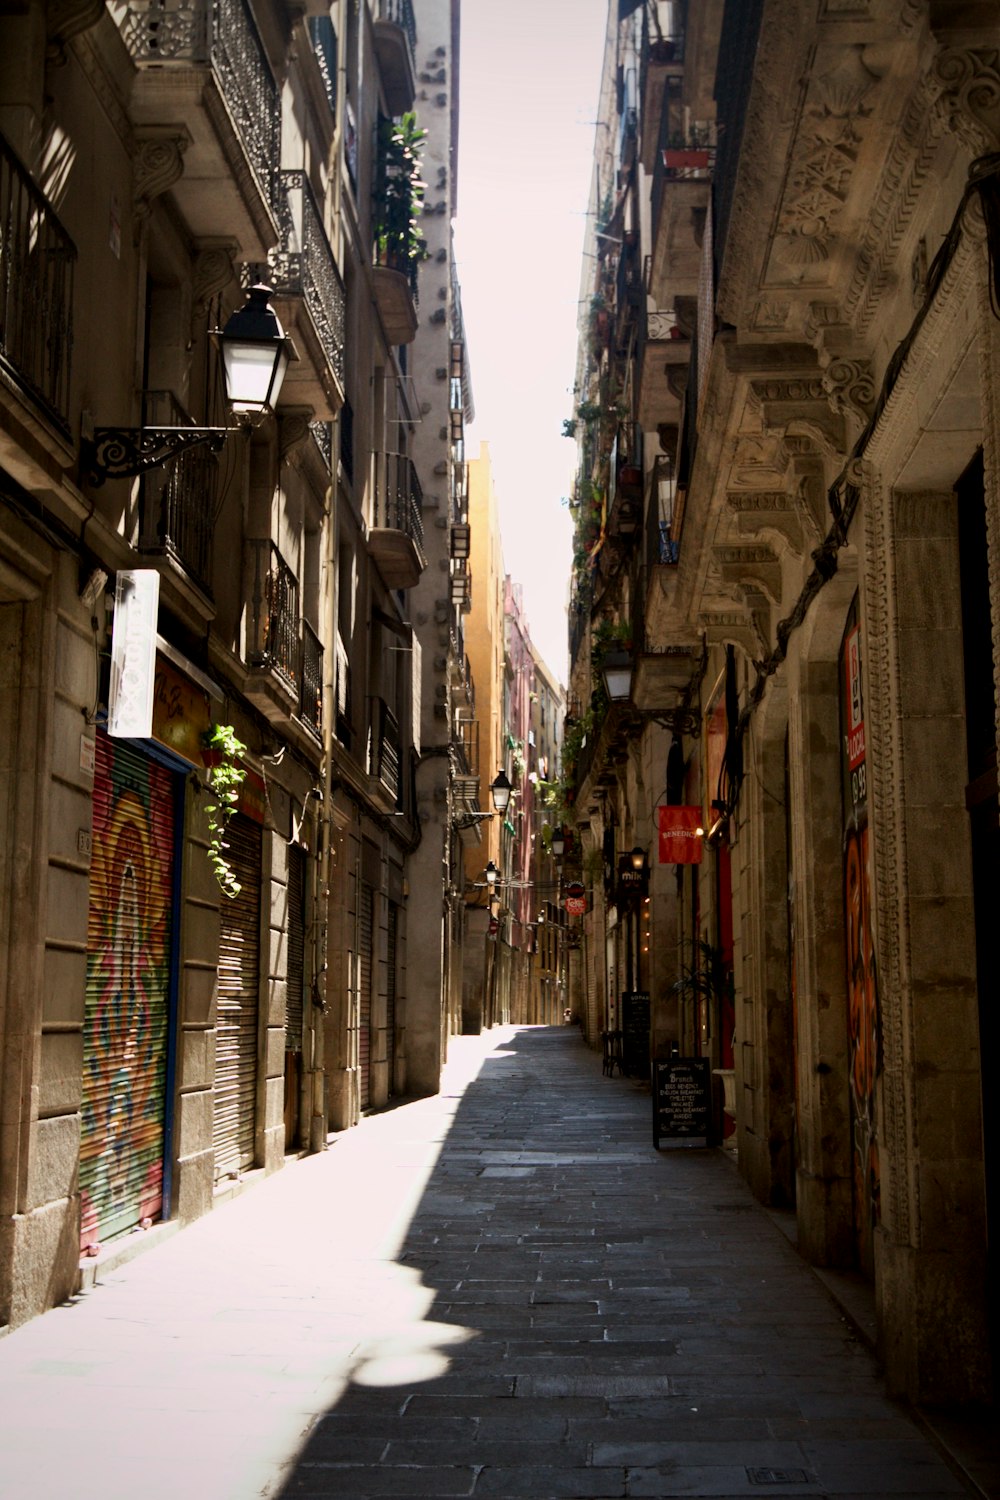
[213,813,262,1177]
[81,734,177,1252]
[358,881,373,1110]
[286,845,305,1052]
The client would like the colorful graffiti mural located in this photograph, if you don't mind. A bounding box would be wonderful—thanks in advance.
[80,737,174,1253]
[841,609,881,1276]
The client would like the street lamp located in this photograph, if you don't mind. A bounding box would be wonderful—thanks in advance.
[485,860,499,887]
[490,769,512,815]
[601,648,634,702]
[85,284,294,484]
[551,828,566,859]
[630,845,647,871]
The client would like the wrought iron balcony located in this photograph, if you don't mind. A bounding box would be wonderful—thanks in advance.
[266,170,345,415]
[137,391,215,592]
[369,452,427,589]
[0,133,75,437]
[299,620,323,738]
[370,697,401,806]
[373,0,417,116]
[115,0,279,260]
[247,539,299,690]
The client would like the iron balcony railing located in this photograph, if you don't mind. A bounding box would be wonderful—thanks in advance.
[269,170,345,392]
[116,0,279,211]
[299,620,323,737]
[371,697,401,804]
[309,419,332,470]
[0,133,75,435]
[248,539,299,687]
[307,14,337,116]
[376,452,425,551]
[646,453,679,567]
[138,390,215,590]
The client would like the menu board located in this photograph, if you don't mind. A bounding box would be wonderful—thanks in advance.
[622,991,650,1077]
[653,1058,711,1147]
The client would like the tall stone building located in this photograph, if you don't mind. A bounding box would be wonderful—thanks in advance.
[0,0,471,1333]
[567,0,1000,1405]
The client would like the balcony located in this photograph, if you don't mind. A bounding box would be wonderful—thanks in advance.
[299,620,323,740]
[648,137,713,309]
[245,539,299,721]
[638,303,691,428]
[639,26,685,172]
[115,0,279,261]
[0,133,75,441]
[265,170,345,419]
[373,0,417,116]
[137,390,215,597]
[368,452,426,589]
[370,697,401,809]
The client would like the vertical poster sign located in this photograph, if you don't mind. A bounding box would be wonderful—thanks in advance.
[108,570,160,739]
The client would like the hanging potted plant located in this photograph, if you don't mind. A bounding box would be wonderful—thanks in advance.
[201,723,248,899]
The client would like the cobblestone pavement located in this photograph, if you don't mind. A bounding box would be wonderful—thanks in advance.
[0,1025,992,1499]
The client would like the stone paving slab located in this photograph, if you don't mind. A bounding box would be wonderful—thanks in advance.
[0,1024,992,1500]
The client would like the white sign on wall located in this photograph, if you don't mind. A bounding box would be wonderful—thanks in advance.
[108,570,160,739]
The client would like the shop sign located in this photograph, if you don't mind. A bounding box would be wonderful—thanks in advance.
[564,880,586,916]
[108,570,159,739]
[657,805,703,864]
[616,856,648,905]
[152,655,211,766]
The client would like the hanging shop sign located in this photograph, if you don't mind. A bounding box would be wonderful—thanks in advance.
[151,655,212,765]
[657,805,703,864]
[616,855,648,905]
[564,881,586,917]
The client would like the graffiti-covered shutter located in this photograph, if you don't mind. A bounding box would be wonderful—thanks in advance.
[81,734,177,1252]
[213,813,262,1177]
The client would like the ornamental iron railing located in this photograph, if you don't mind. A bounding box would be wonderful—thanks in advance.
[376,452,425,549]
[269,170,345,390]
[248,539,299,686]
[378,0,416,50]
[299,619,323,737]
[138,390,215,590]
[0,132,75,434]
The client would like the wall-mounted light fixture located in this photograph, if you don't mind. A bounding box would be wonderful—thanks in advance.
[85,284,294,485]
[600,646,700,735]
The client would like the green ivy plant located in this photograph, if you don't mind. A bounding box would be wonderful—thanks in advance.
[202,723,247,900]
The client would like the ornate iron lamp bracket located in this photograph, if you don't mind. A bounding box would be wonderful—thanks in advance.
[85,426,230,485]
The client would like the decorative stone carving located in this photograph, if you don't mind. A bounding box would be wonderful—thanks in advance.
[932,48,1000,154]
[134,133,189,227]
[726,489,806,556]
[700,609,770,662]
[775,46,882,268]
[732,434,790,488]
[45,0,103,58]
[192,242,239,317]
[752,300,791,332]
[822,357,876,425]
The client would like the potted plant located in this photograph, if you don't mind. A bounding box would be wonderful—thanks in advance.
[374,112,429,297]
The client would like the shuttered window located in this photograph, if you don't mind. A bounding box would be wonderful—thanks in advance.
[81,735,176,1251]
[213,814,262,1177]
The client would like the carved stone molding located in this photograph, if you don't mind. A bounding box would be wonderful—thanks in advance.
[45,0,103,58]
[700,609,770,662]
[279,411,313,461]
[134,132,189,226]
[752,377,847,453]
[732,433,791,488]
[932,47,1000,154]
[726,489,806,555]
[714,544,785,605]
[860,467,912,1244]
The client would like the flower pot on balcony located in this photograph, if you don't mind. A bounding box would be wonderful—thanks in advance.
[662,148,711,175]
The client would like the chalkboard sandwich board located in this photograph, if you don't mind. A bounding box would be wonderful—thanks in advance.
[621,990,650,1078]
[653,1057,711,1148]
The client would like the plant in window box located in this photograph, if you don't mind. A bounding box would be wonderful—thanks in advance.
[374,112,429,297]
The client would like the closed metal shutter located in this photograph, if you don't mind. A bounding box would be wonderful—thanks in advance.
[359,881,373,1110]
[286,845,305,1052]
[81,734,176,1252]
[385,901,398,1097]
[213,814,262,1177]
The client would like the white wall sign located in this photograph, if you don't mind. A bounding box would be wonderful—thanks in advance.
[108,570,160,738]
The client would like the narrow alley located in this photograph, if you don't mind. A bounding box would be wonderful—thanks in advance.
[0,1025,990,1500]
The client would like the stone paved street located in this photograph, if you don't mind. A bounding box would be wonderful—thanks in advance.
[0,1026,992,1499]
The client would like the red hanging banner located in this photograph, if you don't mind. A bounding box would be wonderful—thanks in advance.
[658,805,703,864]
